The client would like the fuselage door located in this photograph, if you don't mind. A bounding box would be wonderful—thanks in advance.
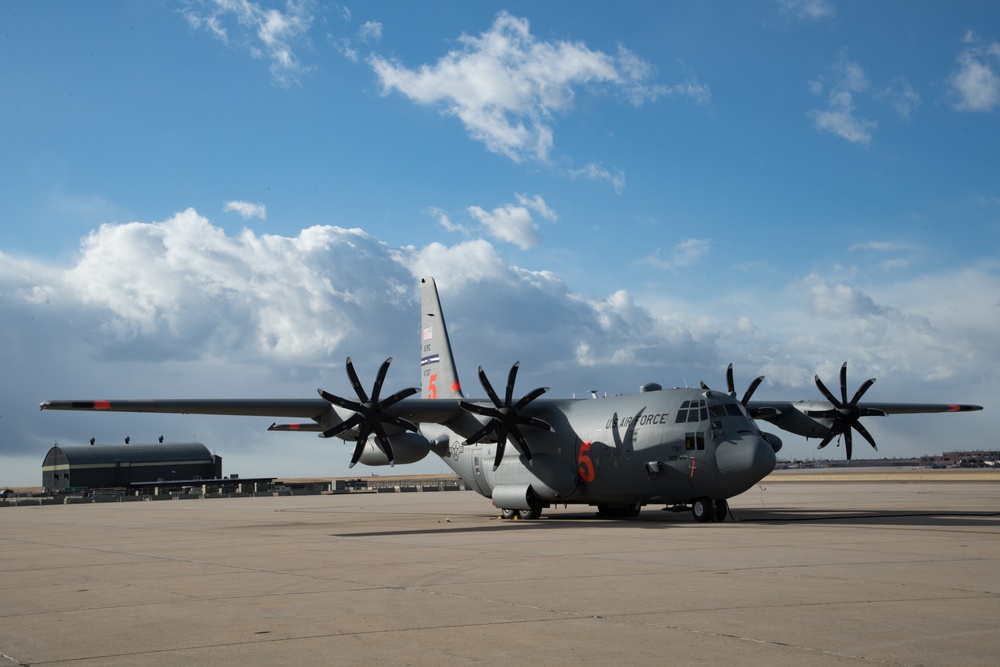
[470,447,490,496]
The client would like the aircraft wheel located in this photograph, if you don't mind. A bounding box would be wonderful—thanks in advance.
[713,498,729,522]
[516,492,544,520]
[691,497,714,523]
[500,508,517,520]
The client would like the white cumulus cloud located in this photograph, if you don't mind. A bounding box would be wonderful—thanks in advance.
[949,32,1000,112]
[224,200,267,220]
[368,11,707,162]
[465,194,555,250]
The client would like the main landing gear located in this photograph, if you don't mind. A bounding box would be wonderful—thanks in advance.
[498,498,544,521]
[691,497,729,523]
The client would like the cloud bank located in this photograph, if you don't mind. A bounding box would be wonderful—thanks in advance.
[2,211,994,485]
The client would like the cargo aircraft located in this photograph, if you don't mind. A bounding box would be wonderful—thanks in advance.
[41,278,982,522]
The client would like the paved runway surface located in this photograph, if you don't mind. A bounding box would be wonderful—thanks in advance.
[2,479,998,666]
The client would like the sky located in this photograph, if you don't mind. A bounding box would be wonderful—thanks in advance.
[1,1,998,487]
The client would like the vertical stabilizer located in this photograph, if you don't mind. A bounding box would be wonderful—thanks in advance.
[420,277,464,399]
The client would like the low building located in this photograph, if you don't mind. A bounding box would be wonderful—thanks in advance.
[42,443,221,492]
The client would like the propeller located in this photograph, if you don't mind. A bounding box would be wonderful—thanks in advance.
[459,362,553,471]
[317,357,419,468]
[809,362,885,460]
[727,363,765,406]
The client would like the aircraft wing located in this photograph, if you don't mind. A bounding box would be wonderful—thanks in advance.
[748,401,984,419]
[720,362,984,459]
[39,397,466,425]
[746,399,983,458]
[40,398,331,418]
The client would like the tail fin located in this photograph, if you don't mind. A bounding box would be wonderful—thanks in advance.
[420,277,464,399]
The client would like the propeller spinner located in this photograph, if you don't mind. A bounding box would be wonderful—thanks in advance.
[317,357,419,467]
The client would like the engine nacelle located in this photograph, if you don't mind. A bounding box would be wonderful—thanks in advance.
[523,452,579,500]
[357,432,432,466]
[763,431,783,454]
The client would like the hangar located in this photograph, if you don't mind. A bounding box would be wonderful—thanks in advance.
[42,442,221,493]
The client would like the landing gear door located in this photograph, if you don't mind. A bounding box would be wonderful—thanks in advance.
[470,447,490,496]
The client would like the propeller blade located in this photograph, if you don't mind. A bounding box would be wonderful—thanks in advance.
[839,362,849,405]
[459,401,498,418]
[345,357,369,403]
[852,420,878,452]
[724,364,765,406]
[349,424,372,468]
[495,424,510,458]
[815,373,842,407]
[504,362,519,405]
[812,363,884,461]
[850,377,877,406]
[816,431,837,450]
[381,414,419,433]
[742,376,764,406]
[459,361,547,469]
[478,366,502,407]
[462,420,498,446]
[371,357,393,403]
[520,416,554,432]
[514,386,548,410]
[321,413,363,439]
[510,425,534,462]
[318,357,420,468]
[380,386,419,410]
[318,389,362,412]
[372,423,395,466]
[492,440,506,471]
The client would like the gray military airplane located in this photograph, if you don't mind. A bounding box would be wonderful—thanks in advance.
[41,277,982,522]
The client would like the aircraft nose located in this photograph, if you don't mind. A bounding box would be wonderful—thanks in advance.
[715,434,776,492]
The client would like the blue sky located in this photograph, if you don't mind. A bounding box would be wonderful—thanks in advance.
[2,1,998,486]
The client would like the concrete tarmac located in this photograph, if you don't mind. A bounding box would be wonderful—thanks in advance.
[2,478,998,666]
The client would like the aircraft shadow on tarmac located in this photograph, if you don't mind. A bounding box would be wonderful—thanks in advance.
[332,508,1000,538]
[730,508,1000,528]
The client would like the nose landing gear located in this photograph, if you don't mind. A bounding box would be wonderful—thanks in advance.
[691,497,729,523]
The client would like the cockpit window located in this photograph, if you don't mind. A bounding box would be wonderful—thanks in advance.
[675,399,708,423]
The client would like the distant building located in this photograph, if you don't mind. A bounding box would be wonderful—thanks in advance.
[42,443,221,492]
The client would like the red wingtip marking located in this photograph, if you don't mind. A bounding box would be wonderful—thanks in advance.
[289,424,301,430]
[94,400,111,410]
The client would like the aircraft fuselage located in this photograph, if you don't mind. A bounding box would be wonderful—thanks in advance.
[422,385,778,515]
